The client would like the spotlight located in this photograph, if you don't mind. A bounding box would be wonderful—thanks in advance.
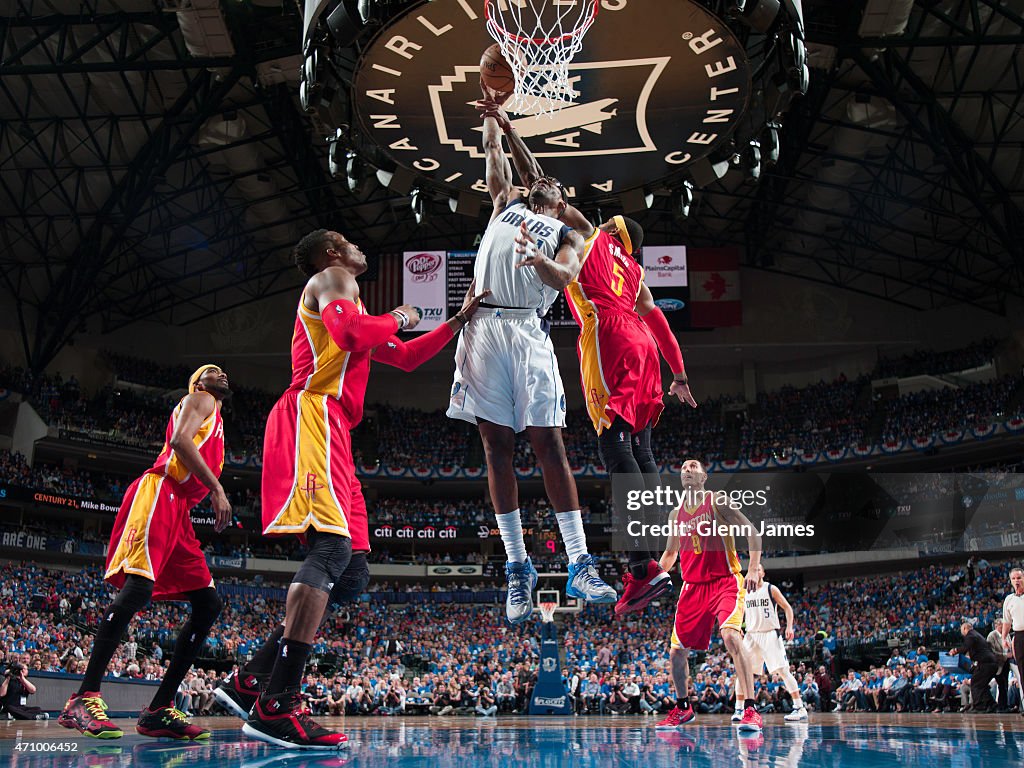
[376,165,415,194]
[762,123,781,167]
[620,188,654,213]
[327,0,364,47]
[728,0,781,33]
[449,192,482,217]
[675,181,695,219]
[410,188,428,226]
[346,151,367,194]
[745,140,762,181]
[329,140,345,179]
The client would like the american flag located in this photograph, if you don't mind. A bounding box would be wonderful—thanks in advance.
[358,252,402,313]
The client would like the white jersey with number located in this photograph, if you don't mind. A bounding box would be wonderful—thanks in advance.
[475,200,570,313]
[744,582,780,633]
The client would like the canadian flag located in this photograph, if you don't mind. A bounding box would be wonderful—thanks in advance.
[688,247,741,327]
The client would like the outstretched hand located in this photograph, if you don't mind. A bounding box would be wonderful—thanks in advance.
[457,279,492,322]
[669,379,697,408]
[479,77,512,108]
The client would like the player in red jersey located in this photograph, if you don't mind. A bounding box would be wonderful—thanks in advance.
[479,99,697,614]
[235,229,488,750]
[59,365,232,741]
[655,460,763,732]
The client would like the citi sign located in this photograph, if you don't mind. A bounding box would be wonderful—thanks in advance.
[374,525,458,539]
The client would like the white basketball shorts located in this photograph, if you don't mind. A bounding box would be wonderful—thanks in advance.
[446,308,566,432]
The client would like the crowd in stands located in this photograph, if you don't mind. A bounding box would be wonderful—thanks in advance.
[873,337,999,380]
[1,337,1019,475]
[0,557,1018,717]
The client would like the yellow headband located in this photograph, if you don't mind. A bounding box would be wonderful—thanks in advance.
[188,364,222,393]
[613,215,633,255]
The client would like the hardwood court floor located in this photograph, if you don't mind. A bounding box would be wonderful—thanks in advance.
[1,713,1022,767]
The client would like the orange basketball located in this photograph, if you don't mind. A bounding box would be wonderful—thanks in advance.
[480,43,516,97]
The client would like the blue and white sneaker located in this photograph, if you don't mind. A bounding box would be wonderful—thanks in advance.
[505,558,538,624]
[566,554,617,603]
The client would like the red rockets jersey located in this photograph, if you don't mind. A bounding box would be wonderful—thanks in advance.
[147,398,224,505]
[675,495,742,583]
[565,229,646,321]
[290,295,372,426]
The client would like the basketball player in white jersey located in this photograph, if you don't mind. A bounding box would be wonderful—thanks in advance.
[446,88,616,623]
[734,563,808,722]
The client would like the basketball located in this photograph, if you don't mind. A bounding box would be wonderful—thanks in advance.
[480,43,516,97]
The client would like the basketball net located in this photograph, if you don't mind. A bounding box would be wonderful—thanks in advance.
[538,601,558,623]
[484,0,598,118]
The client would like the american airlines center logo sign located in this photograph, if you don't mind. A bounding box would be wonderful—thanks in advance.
[354,0,750,202]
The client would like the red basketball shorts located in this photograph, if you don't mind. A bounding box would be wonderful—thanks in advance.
[105,473,213,600]
[670,572,746,651]
[261,389,368,550]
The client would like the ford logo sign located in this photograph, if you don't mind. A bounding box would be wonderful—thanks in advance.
[433,567,452,574]
[655,298,685,312]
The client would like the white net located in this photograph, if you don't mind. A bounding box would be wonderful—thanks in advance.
[484,0,599,118]
[538,602,558,623]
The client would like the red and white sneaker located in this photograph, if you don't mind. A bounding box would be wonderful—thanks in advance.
[615,560,673,616]
[243,689,348,750]
[654,703,695,729]
[737,706,763,732]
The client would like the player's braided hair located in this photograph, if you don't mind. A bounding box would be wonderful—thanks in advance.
[620,216,644,255]
[293,229,334,278]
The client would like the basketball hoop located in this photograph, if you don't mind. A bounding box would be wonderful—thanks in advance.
[484,0,599,117]
[538,601,558,623]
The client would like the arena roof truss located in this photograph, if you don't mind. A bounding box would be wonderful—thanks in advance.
[1,0,1023,374]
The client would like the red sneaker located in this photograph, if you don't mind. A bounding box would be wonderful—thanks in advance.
[213,670,263,719]
[615,561,673,616]
[58,692,124,739]
[737,706,763,732]
[136,706,210,740]
[654,703,695,729]
[243,689,348,750]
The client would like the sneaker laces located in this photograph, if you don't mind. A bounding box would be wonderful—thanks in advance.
[81,696,112,721]
[506,571,531,607]
[574,555,607,589]
[166,707,190,723]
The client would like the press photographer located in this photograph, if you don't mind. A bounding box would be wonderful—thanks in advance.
[0,663,48,720]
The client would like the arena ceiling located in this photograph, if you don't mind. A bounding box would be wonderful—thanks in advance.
[2,0,1023,373]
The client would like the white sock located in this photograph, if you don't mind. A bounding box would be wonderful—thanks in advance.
[496,510,527,563]
[556,510,588,563]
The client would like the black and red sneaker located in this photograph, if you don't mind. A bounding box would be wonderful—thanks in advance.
[58,692,124,739]
[213,670,263,719]
[243,689,348,750]
[136,706,210,740]
[615,560,674,616]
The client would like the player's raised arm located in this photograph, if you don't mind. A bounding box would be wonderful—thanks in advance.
[770,584,797,641]
[715,502,762,593]
[659,505,682,573]
[482,112,515,217]
[514,222,582,290]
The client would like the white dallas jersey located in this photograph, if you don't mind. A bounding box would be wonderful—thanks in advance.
[475,200,570,314]
[744,582,780,633]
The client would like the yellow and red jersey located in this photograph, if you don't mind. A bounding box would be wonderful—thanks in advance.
[290,295,372,427]
[147,397,224,505]
[675,494,742,583]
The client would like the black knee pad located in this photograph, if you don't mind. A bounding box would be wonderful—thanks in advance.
[114,575,155,614]
[328,553,370,608]
[598,418,640,475]
[293,531,353,594]
[186,587,223,632]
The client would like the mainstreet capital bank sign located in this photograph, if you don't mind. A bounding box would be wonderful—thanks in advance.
[355,0,750,202]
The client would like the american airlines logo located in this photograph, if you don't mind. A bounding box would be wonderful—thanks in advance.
[354,0,750,203]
